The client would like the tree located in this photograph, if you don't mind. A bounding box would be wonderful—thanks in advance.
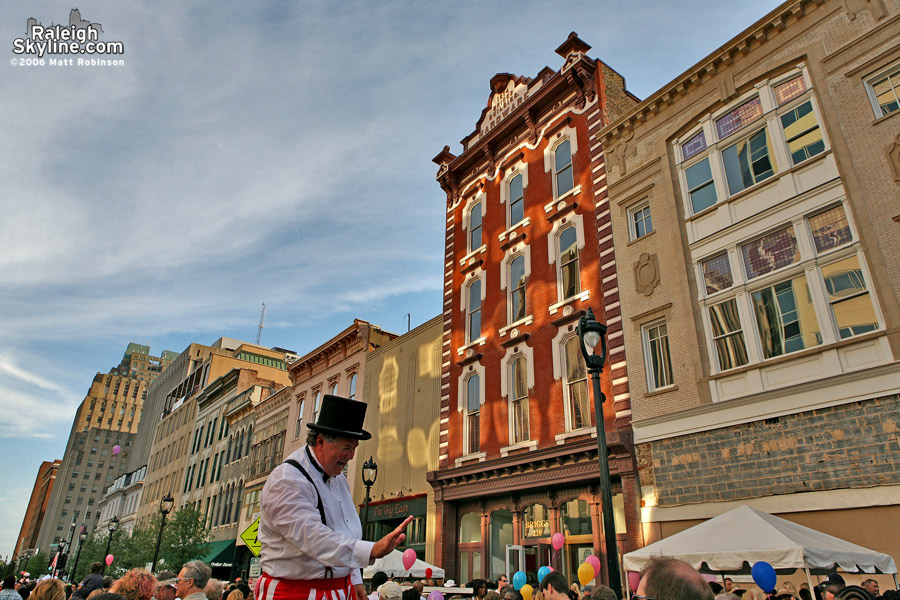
[157,505,212,570]
[22,551,50,578]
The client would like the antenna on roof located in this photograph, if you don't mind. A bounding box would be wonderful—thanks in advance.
[255,302,266,345]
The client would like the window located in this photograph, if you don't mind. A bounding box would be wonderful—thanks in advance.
[558,226,580,300]
[821,255,878,339]
[509,255,526,323]
[508,173,524,226]
[751,275,820,358]
[629,201,653,239]
[563,337,590,430]
[329,381,338,396]
[554,139,574,197]
[469,202,483,252]
[701,252,733,295]
[467,279,482,343]
[780,101,825,165]
[709,299,748,370]
[866,63,900,117]
[643,321,674,390]
[685,158,717,213]
[311,391,321,423]
[741,226,799,280]
[809,205,852,253]
[465,374,480,454]
[722,128,776,194]
[348,374,358,400]
[510,355,530,444]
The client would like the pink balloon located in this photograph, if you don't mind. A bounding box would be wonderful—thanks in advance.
[551,532,565,551]
[105,554,114,566]
[627,571,641,592]
[112,445,121,455]
[402,548,416,570]
[585,555,601,573]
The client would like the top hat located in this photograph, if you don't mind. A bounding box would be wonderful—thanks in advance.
[307,394,372,440]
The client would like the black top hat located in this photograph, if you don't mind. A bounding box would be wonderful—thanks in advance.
[307,394,372,440]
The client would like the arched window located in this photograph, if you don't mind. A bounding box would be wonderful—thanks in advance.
[509,255,526,323]
[467,280,482,343]
[469,202,483,252]
[555,140,574,197]
[509,173,524,226]
[348,373,358,399]
[559,226,581,300]
[510,355,530,444]
[312,391,322,422]
[465,374,480,454]
[563,337,590,430]
[560,499,592,536]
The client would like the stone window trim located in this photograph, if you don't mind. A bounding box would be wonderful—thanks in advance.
[458,266,487,353]
[461,190,487,255]
[627,198,654,241]
[458,362,486,458]
[641,318,676,392]
[864,59,900,119]
[500,343,535,400]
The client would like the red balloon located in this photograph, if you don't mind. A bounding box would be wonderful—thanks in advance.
[426,568,433,579]
[105,554,114,566]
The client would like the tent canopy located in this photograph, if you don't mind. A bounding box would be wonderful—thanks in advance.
[363,550,445,579]
[623,505,897,575]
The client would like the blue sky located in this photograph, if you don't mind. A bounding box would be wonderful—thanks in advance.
[0,0,782,557]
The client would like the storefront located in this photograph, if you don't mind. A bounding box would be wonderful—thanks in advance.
[363,494,428,559]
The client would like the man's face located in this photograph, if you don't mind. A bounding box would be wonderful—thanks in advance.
[498,577,509,588]
[863,582,879,596]
[725,580,734,592]
[157,585,177,600]
[175,570,194,598]
[315,436,359,476]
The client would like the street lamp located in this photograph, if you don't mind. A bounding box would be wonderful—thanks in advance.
[102,517,119,574]
[151,494,174,573]
[578,307,621,596]
[360,456,378,541]
[71,525,88,582]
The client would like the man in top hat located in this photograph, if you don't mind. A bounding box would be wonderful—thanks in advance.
[256,395,412,600]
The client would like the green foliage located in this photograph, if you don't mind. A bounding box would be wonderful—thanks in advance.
[22,551,50,578]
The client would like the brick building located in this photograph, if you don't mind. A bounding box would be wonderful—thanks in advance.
[596,0,900,585]
[13,460,60,560]
[428,34,642,586]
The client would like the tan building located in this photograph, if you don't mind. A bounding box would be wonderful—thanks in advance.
[353,315,442,563]
[13,460,60,560]
[596,0,900,583]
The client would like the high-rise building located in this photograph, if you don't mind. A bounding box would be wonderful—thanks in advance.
[13,460,60,560]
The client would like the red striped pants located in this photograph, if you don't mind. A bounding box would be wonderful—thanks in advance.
[255,572,354,600]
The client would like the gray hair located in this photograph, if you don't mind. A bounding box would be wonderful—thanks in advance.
[305,430,336,446]
[181,560,212,590]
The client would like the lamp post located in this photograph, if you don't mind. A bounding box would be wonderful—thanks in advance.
[102,517,119,574]
[71,525,88,582]
[360,456,378,541]
[151,494,174,573]
[578,307,621,596]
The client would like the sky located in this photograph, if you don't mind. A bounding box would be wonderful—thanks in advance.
[0,0,784,557]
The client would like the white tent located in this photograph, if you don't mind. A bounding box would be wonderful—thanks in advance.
[363,550,445,579]
[623,505,897,576]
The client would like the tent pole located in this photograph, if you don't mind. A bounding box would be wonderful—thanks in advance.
[803,561,816,596]
[891,573,897,591]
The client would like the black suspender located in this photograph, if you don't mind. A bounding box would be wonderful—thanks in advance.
[283,458,334,579]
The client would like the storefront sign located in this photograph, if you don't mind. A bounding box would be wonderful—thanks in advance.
[368,496,427,522]
[524,519,549,537]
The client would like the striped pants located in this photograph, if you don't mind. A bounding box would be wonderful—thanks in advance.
[254,572,354,600]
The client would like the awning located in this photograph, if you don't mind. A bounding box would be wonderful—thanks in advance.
[199,540,236,568]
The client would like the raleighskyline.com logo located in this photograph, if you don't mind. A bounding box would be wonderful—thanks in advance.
[11,8,124,66]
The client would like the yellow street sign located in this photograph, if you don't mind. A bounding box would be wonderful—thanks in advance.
[240,517,261,557]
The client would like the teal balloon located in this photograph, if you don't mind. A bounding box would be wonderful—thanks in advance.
[538,567,551,583]
[513,571,527,591]
[751,562,776,593]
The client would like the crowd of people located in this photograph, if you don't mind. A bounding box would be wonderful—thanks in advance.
[0,560,255,600]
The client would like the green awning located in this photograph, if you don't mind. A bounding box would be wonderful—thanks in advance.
[199,540,236,568]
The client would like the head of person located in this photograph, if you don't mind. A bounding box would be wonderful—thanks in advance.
[819,574,845,600]
[109,569,157,600]
[3,577,16,590]
[540,572,571,600]
[413,582,425,595]
[102,578,114,590]
[503,588,523,600]
[177,561,211,599]
[724,580,734,593]
[473,581,488,598]
[91,595,126,600]
[31,580,65,600]
[860,581,879,597]
[306,395,372,476]
[402,590,421,600]
[155,573,177,600]
[91,563,105,575]
[486,592,502,600]
[378,582,402,600]
[234,583,251,600]
[589,585,618,600]
[225,591,244,600]
[371,573,389,594]
[497,577,509,590]
[637,556,714,600]
[205,580,225,600]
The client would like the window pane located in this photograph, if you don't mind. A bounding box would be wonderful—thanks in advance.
[871,68,900,116]
[716,97,763,139]
[512,357,530,443]
[686,159,717,213]
[723,129,776,194]
[821,256,878,339]
[682,131,707,161]
[510,256,526,322]
[632,204,652,238]
[751,275,821,358]
[702,252,733,294]
[468,281,482,342]
[741,226,799,280]
[564,337,590,430]
[555,140,574,196]
[808,205,852,253]
[646,323,673,389]
[469,203,482,251]
[559,227,580,298]
[781,101,824,164]
[709,299,748,370]
[509,174,524,225]
[774,75,807,106]
[467,375,480,412]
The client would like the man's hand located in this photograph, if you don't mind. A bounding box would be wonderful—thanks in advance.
[370,515,414,559]
[354,583,367,600]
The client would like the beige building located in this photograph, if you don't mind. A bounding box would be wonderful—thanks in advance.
[354,315,442,563]
[596,0,900,584]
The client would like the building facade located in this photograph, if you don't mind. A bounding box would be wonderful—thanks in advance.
[429,34,642,586]
[13,460,60,560]
[596,0,900,583]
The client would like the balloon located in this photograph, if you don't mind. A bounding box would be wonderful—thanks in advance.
[551,532,565,551]
[425,568,433,579]
[112,445,121,455]
[513,571,527,591]
[538,566,551,583]
[585,555,601,574]
[577,562,595,586]
[627,571,641,593]
[402,548,416,570]
[751,561,776,593]
[105,554,114,566]
[520,584,533,600]
[428,592,444,600]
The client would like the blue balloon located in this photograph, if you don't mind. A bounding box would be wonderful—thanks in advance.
[751,561,777,593]
[538,567,551,583]
[513,571,527,591]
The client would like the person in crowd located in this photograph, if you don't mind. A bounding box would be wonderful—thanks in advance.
[637,556,714,600]
[485,591,501,600]
[20,581,36,600]
[570,584,581,599]
[412,581,426,600]
[102,580,113,592]
[257,396,411,600]
[109,569,157,600]
[496,578,509,592]
[798,588,813,600]
[539,572,571,600]
[502,588,522,600]
[368,573,389,600]
[472,580,488,600]
[154,575,176,600]
[204,580,224,600]
[710,584,723,595]
[819,574,846,600]
[224,591,243,600]
[175,562,212,600]
[725,581,735,594]
[860,581,879,598]
[403,589,421,600]
[234,583,251,600]
[2,577,21,600]
[74,564,105,600]
[31,580,64,600]
[589,585,617,600]
[92,594,126,600]
[377,582,401,600]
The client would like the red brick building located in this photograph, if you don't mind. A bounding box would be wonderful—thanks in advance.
[14,460,61,559]
[428,34,643,587]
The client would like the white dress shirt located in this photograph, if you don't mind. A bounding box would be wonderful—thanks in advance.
[259,445,374,583]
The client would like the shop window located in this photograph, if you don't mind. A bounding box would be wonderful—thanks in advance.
[522,503,549,538]
[560,499,592,536]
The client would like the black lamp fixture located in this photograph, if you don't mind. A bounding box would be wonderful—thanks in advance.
[102,516,119,574]
[578,307,621,595]
[70,525,88,582]
[151,494,174,573]
[360,456,378,541]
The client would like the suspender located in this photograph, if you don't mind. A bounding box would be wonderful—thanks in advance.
[283,458,334,579]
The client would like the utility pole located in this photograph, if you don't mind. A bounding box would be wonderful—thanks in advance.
[255,303,266,344]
